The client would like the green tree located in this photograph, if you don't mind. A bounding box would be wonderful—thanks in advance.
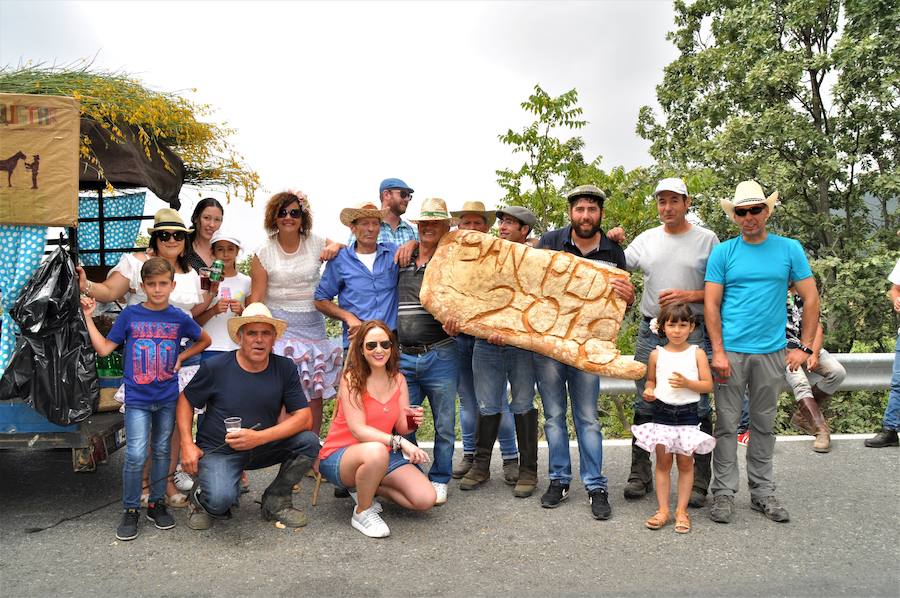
[637,0,899,350]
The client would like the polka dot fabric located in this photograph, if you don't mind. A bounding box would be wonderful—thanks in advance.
[630,422,716,456]
[0,224,48,376]
[77,192,146,266]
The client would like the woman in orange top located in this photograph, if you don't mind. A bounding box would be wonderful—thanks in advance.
[319,320,435,538]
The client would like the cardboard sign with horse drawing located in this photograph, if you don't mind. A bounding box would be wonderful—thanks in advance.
[0,93,80,226]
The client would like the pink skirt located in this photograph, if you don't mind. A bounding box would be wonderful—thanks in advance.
[630,422,716,456]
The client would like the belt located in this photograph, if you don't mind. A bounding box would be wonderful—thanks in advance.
[400,337,455,355]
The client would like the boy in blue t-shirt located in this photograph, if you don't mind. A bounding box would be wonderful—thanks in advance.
[82,257,210,541]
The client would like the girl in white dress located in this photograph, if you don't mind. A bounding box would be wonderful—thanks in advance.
[631,303,715,533]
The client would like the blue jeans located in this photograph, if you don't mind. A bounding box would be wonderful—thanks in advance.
[196,431,320,516]
[456,335,517,457]
[534,354,607,491]
[122,400,177,509]
[401,342,459,484]
[473,340,536,415]
[884,332,900,430]
[319,446,412,490]
[633,317,711,417]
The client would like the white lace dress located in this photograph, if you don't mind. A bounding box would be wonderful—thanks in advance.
[256,234,341,400]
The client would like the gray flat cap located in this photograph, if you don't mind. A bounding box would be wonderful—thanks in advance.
[496,205,537,227]
[566,184,606,203]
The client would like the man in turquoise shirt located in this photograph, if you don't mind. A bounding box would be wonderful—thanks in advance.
[704,180,820,524]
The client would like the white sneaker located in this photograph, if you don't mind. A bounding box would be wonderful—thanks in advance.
[173,469,194,493]
[348,490,383,514]
[432,481,448,506]
[351,505,390,538]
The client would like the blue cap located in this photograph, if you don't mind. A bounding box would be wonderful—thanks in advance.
[379,178,414,194]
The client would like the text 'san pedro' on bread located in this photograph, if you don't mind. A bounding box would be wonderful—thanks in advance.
[420,230,646,379]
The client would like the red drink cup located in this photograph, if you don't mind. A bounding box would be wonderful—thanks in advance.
[199,267,212,291]
[406,406,423,431]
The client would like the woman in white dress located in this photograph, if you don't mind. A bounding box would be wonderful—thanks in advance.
[249,190,342,436]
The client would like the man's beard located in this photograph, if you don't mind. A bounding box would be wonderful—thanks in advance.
[572,220,601,239]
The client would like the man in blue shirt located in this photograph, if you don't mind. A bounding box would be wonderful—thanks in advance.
[705,180,820,524]
[315,201,400,348]
[535,184,635,520]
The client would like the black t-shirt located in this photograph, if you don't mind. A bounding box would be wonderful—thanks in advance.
[538,225,626,269]
[183,352,308,453]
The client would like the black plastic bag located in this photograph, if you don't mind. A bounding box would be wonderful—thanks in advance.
[0,247,98,424]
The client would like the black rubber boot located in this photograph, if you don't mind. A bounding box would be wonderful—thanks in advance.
[513,409,539,498]
[689,413,713,507]
[460,413,501,490]
[261,454,314,527]
[624,412,653,499]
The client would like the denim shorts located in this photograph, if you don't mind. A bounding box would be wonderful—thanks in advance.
[319,445,411,490]
[651,401,700,426]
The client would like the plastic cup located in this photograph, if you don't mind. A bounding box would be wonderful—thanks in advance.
[405,406,423,431]
[199,268,212,291]
[224,417,241,433]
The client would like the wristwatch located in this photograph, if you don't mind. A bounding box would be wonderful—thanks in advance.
[796,343,814,355]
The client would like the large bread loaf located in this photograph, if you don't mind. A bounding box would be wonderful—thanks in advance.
[420,230,645,380]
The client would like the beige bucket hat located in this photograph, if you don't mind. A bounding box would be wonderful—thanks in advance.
[227,302,288,344]
[450,201,496,227]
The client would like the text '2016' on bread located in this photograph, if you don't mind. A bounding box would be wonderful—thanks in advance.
[420,230,646,380]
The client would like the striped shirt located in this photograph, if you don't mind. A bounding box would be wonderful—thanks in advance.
[397,251,448,346]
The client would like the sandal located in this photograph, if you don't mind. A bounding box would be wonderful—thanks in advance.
[645,510,670,530]
[675,510,691,534]
[166,493,189,509]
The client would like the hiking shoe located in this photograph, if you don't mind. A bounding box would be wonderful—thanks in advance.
[432,481,448,506]
[588,488,612,520]
[146,501,176,530]
[737,431,750,446]
[688,490,707,508]
[351,505,390,538]
[540,480,570,508]
[452,453,475,479]
[623,478,652,499]
[349,489,383,514]
[864,428,899,448]
[502,458,519,485]
[173,469,194,493]
[187,505,212,531]
[116,508,140,541]
[750,495,790,523]
[709,494,735,523]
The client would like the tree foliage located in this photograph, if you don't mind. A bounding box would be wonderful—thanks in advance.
[637,0,899,350]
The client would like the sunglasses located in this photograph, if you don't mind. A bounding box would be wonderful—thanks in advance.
[391,189,412,199]
[156,230,187,242]
[278,208,303,219]
[733,205,766,217]
[364,340,393,351]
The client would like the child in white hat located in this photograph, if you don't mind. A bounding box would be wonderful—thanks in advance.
[195,229,251,357]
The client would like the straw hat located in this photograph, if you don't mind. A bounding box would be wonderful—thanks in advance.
[339,201,389,227]
[450,201,496,227]
[411,198,457,223]
[227,302,288,344]
[721,180,779,218]
[148,208,193,234]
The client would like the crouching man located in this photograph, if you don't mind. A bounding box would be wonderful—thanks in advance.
[177,303,320,530]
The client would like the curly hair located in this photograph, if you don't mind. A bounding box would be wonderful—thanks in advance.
[263,191,313,237]
[345,320,399,409]
[656,303,695,338]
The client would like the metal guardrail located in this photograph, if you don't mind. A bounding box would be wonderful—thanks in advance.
[598,353,894,396]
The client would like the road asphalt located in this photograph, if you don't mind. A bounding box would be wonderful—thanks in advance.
[1,436,898,597]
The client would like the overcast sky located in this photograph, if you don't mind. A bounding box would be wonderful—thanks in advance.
[1,0,678,252]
